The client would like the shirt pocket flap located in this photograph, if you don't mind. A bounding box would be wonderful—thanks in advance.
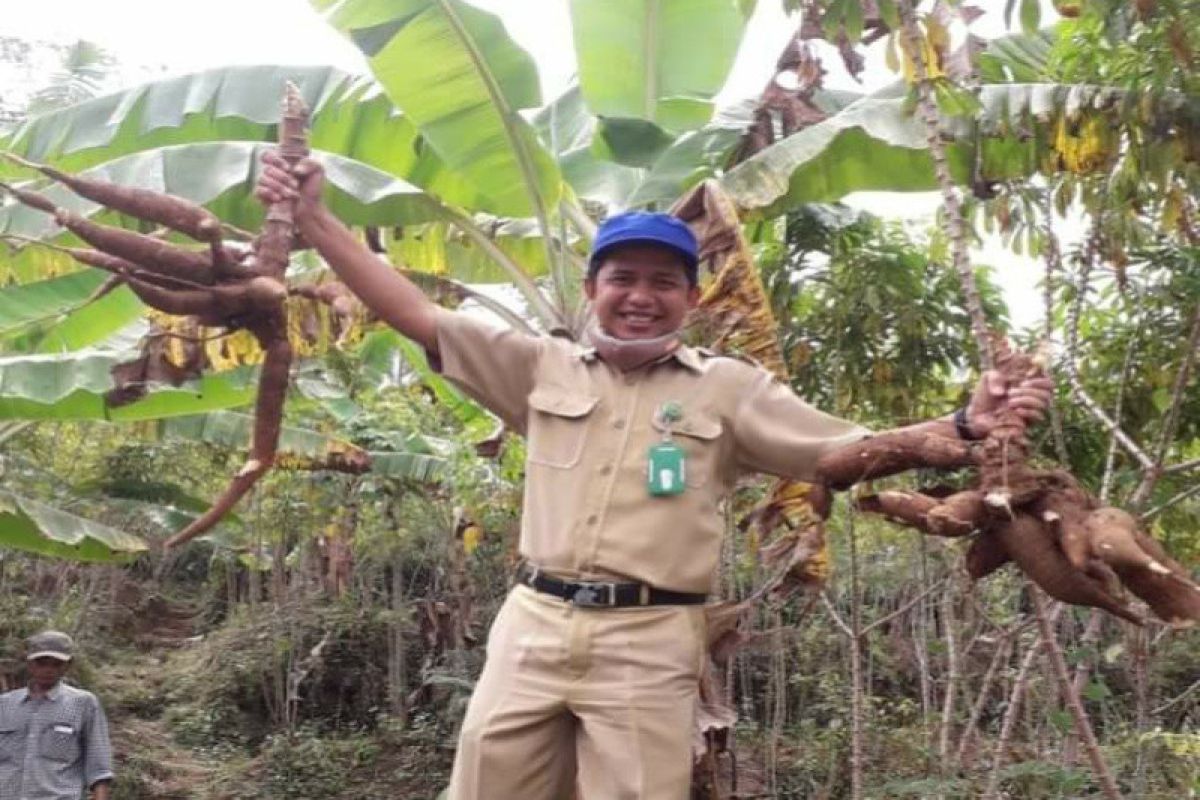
[528,387,600,418]
[39,726,80,763]
[654,413,722,440]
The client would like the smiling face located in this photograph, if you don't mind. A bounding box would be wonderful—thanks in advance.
[584,245,700,340]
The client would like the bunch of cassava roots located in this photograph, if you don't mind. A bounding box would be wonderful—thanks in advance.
[1,84,367,547]
[814,338,1200,626]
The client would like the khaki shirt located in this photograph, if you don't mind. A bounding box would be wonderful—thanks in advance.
[434,308,869,594]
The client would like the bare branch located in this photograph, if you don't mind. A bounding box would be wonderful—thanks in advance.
[1063,218,1155,470]
[820,591,854,638]
[1140,480,1200,522]
[1152,677,1200,714]
[1130,298,1200,507]
[1038,188,1071,464]
[862,577,948,634]
[1163,457,1200,476]
[1101,318,1143,502]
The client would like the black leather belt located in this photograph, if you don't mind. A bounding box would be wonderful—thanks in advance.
[515,563,707,608]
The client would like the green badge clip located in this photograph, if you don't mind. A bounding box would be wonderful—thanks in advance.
[648,402,686,496]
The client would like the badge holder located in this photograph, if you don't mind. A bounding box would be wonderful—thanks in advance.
[648,402,686,496]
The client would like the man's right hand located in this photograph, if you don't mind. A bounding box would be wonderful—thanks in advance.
[255,150,324,219]
[251,148,440,352]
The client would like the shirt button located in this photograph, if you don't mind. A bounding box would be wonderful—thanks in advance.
[586,515,598,525]
[599,465,612,475]
[613,419,626,429]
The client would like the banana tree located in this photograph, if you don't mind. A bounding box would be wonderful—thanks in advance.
[1,4,1193,553]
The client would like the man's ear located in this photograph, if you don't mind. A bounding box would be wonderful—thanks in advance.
[686,284,701,308]
[584,277,597,300]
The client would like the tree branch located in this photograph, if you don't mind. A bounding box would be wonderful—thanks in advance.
[1063,219,1155,470]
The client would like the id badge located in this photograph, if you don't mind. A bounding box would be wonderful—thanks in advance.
[647,441,686,496]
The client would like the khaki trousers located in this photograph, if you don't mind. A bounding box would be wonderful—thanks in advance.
[447,585,706,800]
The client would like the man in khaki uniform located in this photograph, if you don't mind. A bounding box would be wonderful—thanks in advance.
[257,154,1051,800]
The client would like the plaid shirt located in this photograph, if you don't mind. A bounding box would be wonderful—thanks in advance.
[0,683,113,800]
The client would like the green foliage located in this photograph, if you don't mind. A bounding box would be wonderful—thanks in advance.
[256,728,380,800]
[768,206,1007,424]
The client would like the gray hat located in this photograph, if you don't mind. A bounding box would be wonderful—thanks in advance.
[26,631,73,662]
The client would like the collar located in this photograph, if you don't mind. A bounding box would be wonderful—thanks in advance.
[20,682,63,702]
[576,343,703,373]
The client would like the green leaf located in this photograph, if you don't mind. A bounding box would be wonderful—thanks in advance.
[1048,709,1074,733]
[1019,0,1041,34]
[720,82,1178,217]
[0,490,148,563]
[533,86,645,206]
[0,143,447,244]
[314,0,562,218]
[1083,680,1112,702]
[0,350,259,421]
[877,0,901,30]
[384,330,498,440]
[843,0,865,44]
[0,270,108,335]
[978,29,1055,84]
[626,124,744,208]
[823,0,848,41]
[569,0,752,133]
[159,410,447,480]
[367,450,446,481]
[32,287,147,354]
[0,65,490,215]
[592,117,676,169]
[160,411,362,461]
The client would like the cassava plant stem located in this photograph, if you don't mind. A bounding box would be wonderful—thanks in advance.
[896,0,993,369]
[1031,588,1123,800]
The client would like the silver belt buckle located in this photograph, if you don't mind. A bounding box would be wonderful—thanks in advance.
[570,582,616,607]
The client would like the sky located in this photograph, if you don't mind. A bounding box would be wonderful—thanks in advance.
[5,0,1066,329]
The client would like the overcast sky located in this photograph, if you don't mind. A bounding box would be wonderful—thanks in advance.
[7,0,1065,329]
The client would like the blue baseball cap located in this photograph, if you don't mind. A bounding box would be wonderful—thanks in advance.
[588,211,699,284]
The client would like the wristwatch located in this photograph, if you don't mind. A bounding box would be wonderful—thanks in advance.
[953,407,985,441]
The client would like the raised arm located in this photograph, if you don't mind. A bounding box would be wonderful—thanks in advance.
[255,150,438,352]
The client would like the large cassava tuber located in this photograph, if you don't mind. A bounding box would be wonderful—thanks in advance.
[0,84,368,547]
[816,339,1200,627]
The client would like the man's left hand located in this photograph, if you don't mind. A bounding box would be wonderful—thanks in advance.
[964,369,1055,438]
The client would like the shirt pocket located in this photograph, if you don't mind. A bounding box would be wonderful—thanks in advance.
[38,724,80,763]
[526,386,600,469]
[653,411,723,488]
[0,725,21,762]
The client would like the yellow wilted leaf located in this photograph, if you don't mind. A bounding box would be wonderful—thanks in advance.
[899,25,943,84]
[1053,114,1117,174]
[462,524,483,555]
[205,328,264,370]
[1161,186,1183,234]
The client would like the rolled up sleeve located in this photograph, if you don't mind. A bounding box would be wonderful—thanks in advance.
[430,307,543,434]
[733,369,871,481]
[83,697,113,788]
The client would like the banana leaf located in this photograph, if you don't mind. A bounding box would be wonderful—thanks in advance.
[0,490,148,563]
[569,0,754,133]
[313,0,563,218]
